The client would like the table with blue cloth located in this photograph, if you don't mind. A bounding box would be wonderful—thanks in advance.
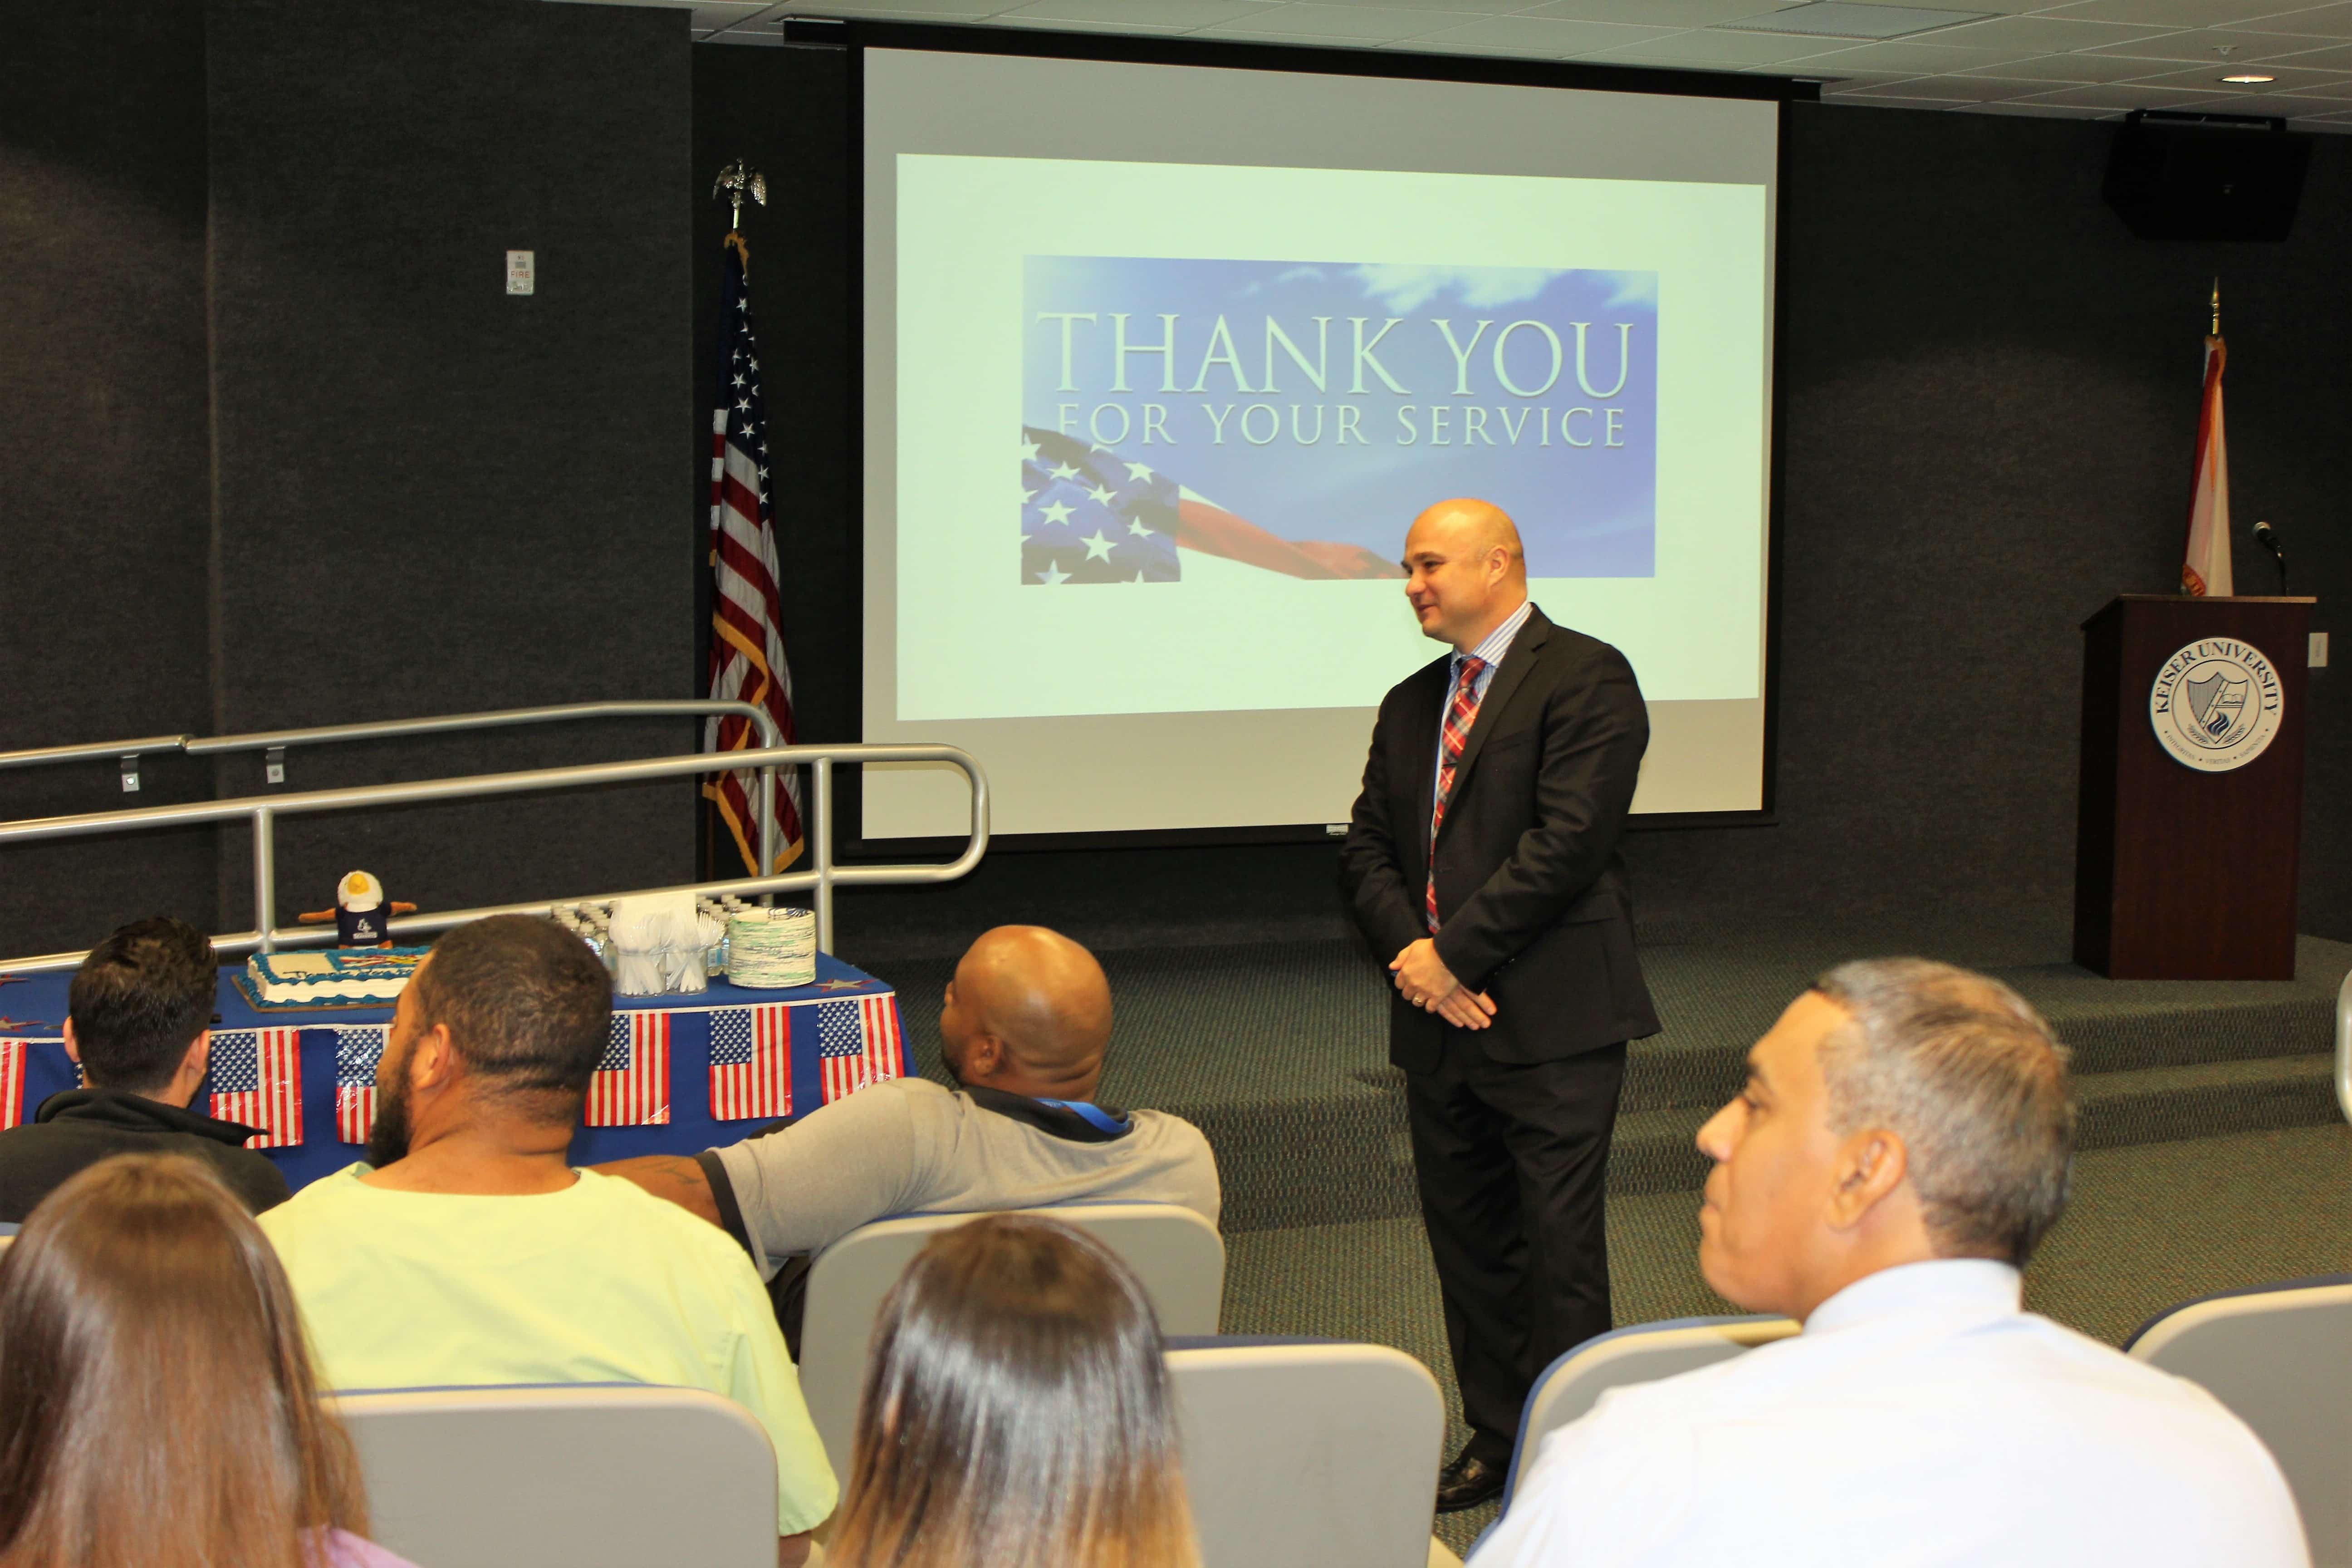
[0,955,910,1191]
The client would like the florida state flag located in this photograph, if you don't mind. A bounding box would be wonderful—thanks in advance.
[2181,328,2231,598]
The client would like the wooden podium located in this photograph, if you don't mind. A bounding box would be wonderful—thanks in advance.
[2073,595,2314,979]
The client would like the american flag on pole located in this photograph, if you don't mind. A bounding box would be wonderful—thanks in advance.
[2182,305,2232,598]
[586,1011,671,1127]
[0,1040,27,1131]
[208,1029,303,1148]
[333,1026,388,1145]
[708,1003,792,1122]
[816,995,905,1107]
[706,235,804,876]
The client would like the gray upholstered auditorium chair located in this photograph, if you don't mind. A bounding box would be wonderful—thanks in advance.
[1492,1314,1800,1520]
[797,1202,1225,1480]
[329,1384,780,1568]
[1165,1336,1459,1568]
[2128,1274,2352,1568]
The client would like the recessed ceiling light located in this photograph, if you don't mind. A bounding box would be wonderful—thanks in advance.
[2221,72,2276,83]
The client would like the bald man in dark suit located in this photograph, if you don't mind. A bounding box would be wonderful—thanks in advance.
[1339,498,1660,1510]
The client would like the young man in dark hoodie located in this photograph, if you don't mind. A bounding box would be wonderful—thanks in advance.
[0,917,289,1221]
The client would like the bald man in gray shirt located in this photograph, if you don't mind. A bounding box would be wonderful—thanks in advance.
[602,926,1218,1301]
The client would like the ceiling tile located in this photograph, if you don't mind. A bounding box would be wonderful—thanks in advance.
[1955,46,2184,73]
[1970,99,2118,114]
[2230,0,2352,32]
[1718,1,2002,37]
[2004,76,2243,99]
[1860,66,2057,88]
[1190,22,1382,39]
[1203,1,1472,34]
[1581,24,1847,57]
[1523,0,1791,20]
[2073,22,2342,54]
[2037,0,2306,24]
[1827,91,1975,103]
[2186,84,2352,100]
[2118,54,2352,78]
[1413,14,1678,47]
[991,0,1281,24]
[1788,36,2041,64]
[1920,10,2184,44]
[1391,32,1597,49]
[1291,0,1540,12]
[982,13,1214,28]
[2269,33,2352,54]
[1827,71,1984,90]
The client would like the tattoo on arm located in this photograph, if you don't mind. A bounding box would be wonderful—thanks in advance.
[593,1154,721,1227]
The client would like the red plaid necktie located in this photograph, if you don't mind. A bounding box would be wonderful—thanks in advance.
[1426,655,1488,932]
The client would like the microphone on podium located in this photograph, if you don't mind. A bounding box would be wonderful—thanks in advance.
[2250,519,2286,593]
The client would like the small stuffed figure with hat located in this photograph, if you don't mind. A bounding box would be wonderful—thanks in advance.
[298,871,418,948]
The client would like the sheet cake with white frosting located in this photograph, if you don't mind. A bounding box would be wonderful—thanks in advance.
[245,947,431,1006]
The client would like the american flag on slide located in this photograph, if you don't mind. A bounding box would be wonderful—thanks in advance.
[1021,426,1404,586]
[708,1003,792,1122]
[586,1012,671,1127]
[334,1026,388,1145]
[817,995,905,1107]
[0,1040,26,1131]
[208,1029,303,1148]
[705,235,804,876]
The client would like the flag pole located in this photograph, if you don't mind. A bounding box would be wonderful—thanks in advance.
[2210,277,2220,338]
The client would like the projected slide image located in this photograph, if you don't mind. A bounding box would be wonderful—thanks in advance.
[1020,257,1657,589]
[887,150,1767,725]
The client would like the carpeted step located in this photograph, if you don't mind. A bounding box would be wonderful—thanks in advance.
[863,932,2352,1231]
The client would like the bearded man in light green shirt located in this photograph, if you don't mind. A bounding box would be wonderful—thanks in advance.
[261,916,834,1563]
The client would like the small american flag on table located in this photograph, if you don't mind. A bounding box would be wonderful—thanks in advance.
[334,1026,388,1145]
[209,1028,303,1148]
[708,1004,792,1122]
[587,1012,671,1127]
[817,995,903,1107]
[0,1040,26,1131]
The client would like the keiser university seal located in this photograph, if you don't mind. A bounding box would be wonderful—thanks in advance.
[2148,637,2284,772]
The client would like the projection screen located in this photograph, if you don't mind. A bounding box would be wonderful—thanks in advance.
[862,44,1779,839]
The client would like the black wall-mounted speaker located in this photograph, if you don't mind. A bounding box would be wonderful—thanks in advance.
[2102,110,2312,242]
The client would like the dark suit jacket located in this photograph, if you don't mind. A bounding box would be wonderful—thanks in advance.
[1339,606,1661,1074]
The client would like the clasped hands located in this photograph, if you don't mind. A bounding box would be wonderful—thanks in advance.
[1390,939,1496,1030]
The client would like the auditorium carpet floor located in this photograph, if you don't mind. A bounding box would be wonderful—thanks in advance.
[1220,1121,2352,1556]
[865,917,2352,1554]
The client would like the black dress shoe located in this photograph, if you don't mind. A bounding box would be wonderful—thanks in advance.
[1435,1450,1508,1513]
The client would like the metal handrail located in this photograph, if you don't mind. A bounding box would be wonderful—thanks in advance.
[0,743,988,973]
[0,700,788,882]
[2337,967,2351,1128]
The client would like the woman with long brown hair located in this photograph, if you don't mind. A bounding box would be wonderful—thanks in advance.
[0,1153,414,1568]
[827,1213,1200,1568]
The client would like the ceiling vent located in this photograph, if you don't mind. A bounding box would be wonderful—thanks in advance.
[1717,2,1992,39]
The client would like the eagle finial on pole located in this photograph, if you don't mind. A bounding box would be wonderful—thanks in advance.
[713,159,767,233]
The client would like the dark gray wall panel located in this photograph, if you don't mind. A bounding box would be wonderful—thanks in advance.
[1627,104,2350,939]
[202,0,700,930]
[773,93,2350,957]
[0,2,218,960]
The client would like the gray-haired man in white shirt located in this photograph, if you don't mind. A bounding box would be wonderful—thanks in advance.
[1472,958,2308,1568]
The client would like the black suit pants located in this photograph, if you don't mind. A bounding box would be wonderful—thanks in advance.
[1406,1033,1627,1466]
